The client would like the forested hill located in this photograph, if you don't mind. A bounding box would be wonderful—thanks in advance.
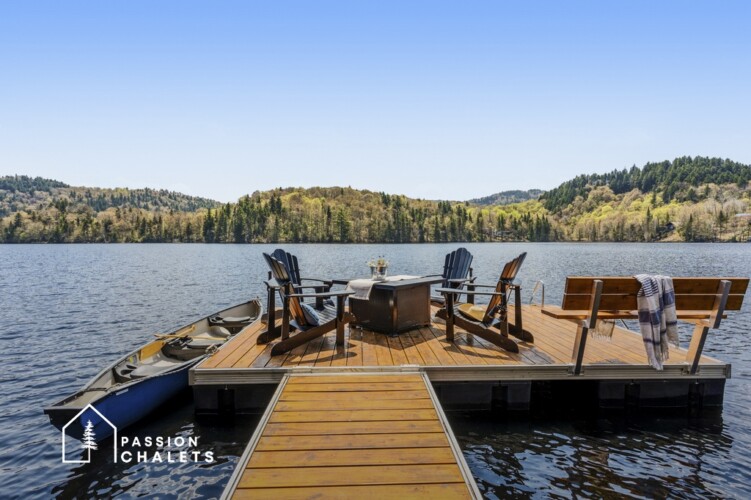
[2,156,751,243]
[469,189,544,206]
[541,156,751,212]
[0,175,220,218]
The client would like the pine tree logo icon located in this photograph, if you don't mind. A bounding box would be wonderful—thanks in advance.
[61,404,118,464]
[82,420,98,459]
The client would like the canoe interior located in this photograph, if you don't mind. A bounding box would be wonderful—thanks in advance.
[46,300,262,411]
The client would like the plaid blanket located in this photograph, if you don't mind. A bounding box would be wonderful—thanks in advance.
[635,274,679,370]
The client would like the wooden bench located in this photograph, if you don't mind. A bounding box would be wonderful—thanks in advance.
[542,276,749,375]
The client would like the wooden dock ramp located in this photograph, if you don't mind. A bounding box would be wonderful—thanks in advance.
[222,372,481,499]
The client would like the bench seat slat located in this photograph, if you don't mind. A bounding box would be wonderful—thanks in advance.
[541,305,724,321]
[562,293,744,311]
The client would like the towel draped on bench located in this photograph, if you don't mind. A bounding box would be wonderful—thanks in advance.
[635,274,679,370]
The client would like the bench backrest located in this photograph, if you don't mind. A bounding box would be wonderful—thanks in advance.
[561,277,748,311]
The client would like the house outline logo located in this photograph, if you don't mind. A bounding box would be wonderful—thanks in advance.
[61,404,118,464]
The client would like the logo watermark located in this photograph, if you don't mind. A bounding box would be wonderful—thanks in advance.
[61,404,214,465]
[61,404,117,464]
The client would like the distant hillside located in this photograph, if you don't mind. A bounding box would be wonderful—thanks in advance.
[469,189,544,206]
[0,175,220,218]
[2,158,750,244]
[541,156,751,213]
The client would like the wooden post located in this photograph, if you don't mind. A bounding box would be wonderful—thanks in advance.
[257,281,282,344]
[685,280,730,374]
[336,295,345,346]
[571,280,603,375]
[498,282,510,337]
[315,286,324,309]
[281,285,291,341]
[467,268,475,305]
[446,292,455,342]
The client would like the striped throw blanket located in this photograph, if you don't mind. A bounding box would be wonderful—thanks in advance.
[635,274,679,370]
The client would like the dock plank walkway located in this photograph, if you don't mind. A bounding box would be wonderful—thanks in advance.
[197,304,724,384]
[223,373,480,499]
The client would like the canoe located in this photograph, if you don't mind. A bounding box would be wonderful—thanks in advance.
[44,299,262,442]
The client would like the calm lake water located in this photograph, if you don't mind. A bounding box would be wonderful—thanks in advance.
[1,243,750,498]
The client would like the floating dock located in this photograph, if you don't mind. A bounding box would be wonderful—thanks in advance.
[221,372,480,499]
[196,304,726,379]
[197,303,731,497]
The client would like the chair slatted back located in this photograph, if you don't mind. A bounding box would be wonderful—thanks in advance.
[263,252,309,328]
[271,248,302,287]
[561,277,748,311]
[442,247,473,289]
[481,252,527,324]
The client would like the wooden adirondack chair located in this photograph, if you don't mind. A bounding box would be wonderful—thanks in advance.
[435,252,532,353]
[269,248,333,308]
[429,247,475,305]
[258,253,354,356]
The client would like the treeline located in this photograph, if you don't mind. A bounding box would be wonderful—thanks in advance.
[469,189,544,206]
[541,156,751,212]
[0,184,555,243]
[2,157,750,244]
[0,175,220,218]
[0,175,68,193]
[554,183,751,242]
[200,190,556,243]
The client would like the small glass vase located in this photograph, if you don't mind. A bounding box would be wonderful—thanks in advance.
[370,265,388,281]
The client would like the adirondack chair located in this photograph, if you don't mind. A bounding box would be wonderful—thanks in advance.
[435,252,532,353]
[258,252,354,356]
[269,248,334,308]
[429,247,475,305]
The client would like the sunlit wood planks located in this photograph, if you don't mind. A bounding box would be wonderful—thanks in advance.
[197,304,721,376]
[223,373,480,499]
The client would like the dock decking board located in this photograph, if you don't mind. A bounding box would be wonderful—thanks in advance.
[198,305,723,382]
[223,373,479,499]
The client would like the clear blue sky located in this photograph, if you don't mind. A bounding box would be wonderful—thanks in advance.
[1,1,749,202]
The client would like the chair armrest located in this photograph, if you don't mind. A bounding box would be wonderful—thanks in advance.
[264,280,280,289]
[446,278,474,284]
[470,283,499,288]
[435,287,503,297]
[292,284,329,290]
[330,279,354,286]
[300,277,334,285]
[472,280,519,289]
[288,290,355,299]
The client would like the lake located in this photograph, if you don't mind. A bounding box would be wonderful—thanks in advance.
[1,243,750,498]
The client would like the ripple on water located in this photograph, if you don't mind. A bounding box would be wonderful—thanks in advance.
[1,243,750,497]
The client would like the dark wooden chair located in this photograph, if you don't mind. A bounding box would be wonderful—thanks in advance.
[258,253,354,356]
[269,248,333,308]
[429,247,475,305]
[542,276,749,374]
[435,252,532,353]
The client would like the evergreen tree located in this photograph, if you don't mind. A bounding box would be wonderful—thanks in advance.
[82,420,97,454]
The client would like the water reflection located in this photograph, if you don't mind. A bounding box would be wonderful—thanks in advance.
[1,243,749,497]
[450,411,735,499]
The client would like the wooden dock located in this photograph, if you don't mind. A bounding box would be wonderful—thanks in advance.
[203,301,734,497]
[221,372,481,499]
[194,304,727,386]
